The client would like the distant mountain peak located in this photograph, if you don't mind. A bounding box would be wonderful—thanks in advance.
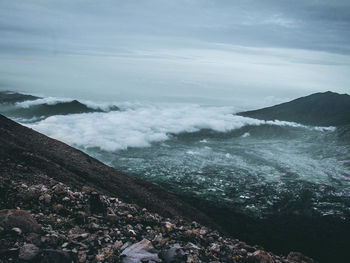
[238,91,350,127]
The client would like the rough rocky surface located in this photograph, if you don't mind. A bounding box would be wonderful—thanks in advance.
[0,177,316,262]
[0,209,41,233]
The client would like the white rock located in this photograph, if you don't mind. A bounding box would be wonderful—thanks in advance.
[121,239,161,263]
[11,227,22,235]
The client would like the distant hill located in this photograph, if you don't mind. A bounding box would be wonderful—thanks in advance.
[238,91,350,126]
[0,91,39,104]
[5,100,105,120]
[0,91,119,121]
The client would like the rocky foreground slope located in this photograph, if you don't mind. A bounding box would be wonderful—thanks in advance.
[0,176,315,263]
[0,114,316,262]
[0,114,212,227]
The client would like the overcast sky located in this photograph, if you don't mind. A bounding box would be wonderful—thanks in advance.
[1,0,349,106]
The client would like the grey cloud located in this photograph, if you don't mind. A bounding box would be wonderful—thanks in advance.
[1,0,350,54]
[0,0,349,103]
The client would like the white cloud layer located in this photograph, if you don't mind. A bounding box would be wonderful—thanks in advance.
[26,103,331,151]
[15,96,120,111]
[16,97,73,108]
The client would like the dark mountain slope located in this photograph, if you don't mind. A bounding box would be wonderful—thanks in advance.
[0,91,39,104]
[238,91,350,126]
[0,91,120,121]
[0,114,214,227]
[4,100,105,120]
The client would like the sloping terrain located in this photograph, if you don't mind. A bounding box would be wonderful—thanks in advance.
[238,91,350,126]
[0,114,317,262]
[0,91,39,104]
[0,91,119,121]
[0,114,211,226]
[0,176,315,262]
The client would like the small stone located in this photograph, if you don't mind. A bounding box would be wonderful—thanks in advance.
[95,254,104,261]
[209,243,220,253]
[0,209,41,233]
[61,242,69,248]
[100,247,115,260]
[19,244,40,261]
[121,242,132,250]
[184,242,200,251]
[164,221,175,232]
[249,250,274,263]
[106,214,118,223]
[89,222,100,230]
[54,184,66,195]
[191,221,199,228]
[113,241,123,250]
[26,233,42,246]
[44,194,51,204]
[162,244,185,263]
[53,204,63,212]
[121,239,161,263]
[128,229,136,236]
[81,185,92,193]
[186,254,199,263]
[154,234,168,246]
[23,187,40,200]
[73,192,81,197]
[184,229,199,240]
[78,252,87,262]
[199,227,208,236]
[12,227,22,235]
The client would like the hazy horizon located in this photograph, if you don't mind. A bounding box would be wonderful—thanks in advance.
[1,0,349,106]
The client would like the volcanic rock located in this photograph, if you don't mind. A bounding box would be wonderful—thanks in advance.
[121,239,161,263]
[18,244,40,261]
[0,209,41,233]
[288,251,315,263]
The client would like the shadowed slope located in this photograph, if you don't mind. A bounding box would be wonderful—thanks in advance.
[0,91,39,104]
[4,100,105,120]
[238,91,350,126]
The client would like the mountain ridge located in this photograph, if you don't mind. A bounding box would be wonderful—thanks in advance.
[238,91,350,127]
[0,91,119,121]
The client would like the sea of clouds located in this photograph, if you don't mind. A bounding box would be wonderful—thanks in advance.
[25,103,331,152]
[15,97,119,112]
